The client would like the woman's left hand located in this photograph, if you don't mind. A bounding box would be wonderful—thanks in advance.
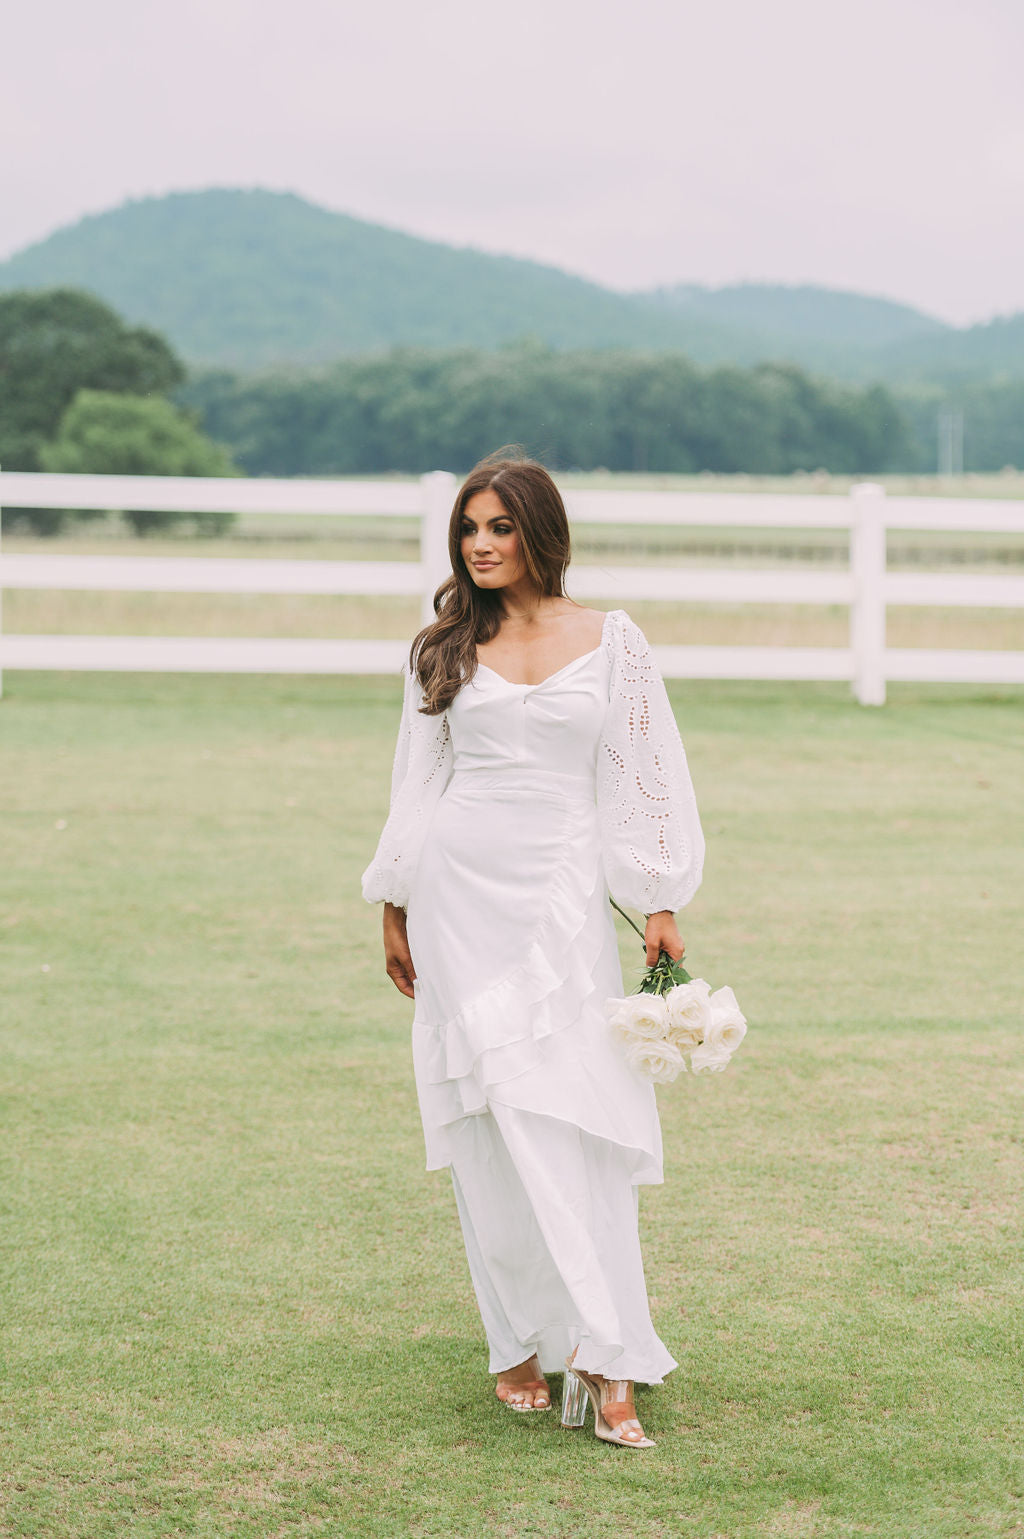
[644,910,685,968]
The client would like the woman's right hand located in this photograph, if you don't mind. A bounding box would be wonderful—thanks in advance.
[383,902,417,999]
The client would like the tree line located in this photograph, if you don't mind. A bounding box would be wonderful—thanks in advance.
[179,348,1024,478]
[2,289,1022,540]
[181,345,911,477]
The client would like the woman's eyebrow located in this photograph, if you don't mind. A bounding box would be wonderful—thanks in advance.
[460,516,514,527]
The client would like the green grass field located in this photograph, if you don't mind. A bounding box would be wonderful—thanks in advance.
[2,671,1022,1538]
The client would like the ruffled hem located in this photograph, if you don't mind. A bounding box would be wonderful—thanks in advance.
[412,792,606,1111]
[498,1323,678,1385]
[450,1101,675,1384]
[410,796,664,1185]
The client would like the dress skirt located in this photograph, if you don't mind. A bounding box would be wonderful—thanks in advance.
[448,1105,672,1379]
[405,730,677,1382]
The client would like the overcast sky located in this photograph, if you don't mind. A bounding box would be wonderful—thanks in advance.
[4,0,1022,325]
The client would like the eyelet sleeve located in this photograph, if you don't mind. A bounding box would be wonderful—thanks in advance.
[360,660,454,910]
[596,611,705,914]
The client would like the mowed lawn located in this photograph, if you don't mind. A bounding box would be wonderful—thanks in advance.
[1,670,1021,1539]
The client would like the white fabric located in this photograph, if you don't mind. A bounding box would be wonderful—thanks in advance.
[360,655,453,913]
[595,611,705,913]
[360,607,705,1384]
[360,608,704,913]
[450,1104,677,1383]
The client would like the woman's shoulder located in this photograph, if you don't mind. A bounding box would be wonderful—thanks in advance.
[599,608,643,648]
[601,611,662,684]
[560,605,614,649]
[590,607,630,632]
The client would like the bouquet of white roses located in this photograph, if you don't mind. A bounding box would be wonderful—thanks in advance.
[604,898,747,1084]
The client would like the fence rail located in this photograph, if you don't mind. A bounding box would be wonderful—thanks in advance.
[5,555,1024,608]
[2,471,1022,705]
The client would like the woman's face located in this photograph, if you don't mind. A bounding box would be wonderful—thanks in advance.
[459,489,528,589]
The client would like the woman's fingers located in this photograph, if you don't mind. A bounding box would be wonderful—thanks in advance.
[646,946,683,965]
[382,906,416,997]
[383,935,415,997]
[645,924,685,967]
[385,947,417,998]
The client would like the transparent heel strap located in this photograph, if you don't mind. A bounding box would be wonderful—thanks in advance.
[561,1368,588,1428]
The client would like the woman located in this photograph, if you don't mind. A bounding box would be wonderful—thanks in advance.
[361,449,704,1449]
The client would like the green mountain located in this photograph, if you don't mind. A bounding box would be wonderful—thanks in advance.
[645,281,946,347]
[635,282,955,379]
[872,311,1024,384]
[1,187,1011,382]
[0,189,737,368]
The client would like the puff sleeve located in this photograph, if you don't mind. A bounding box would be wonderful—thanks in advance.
[596,610,705,914]
[360,658,454,910]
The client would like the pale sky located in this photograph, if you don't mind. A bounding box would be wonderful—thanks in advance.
[4,0,1023,325]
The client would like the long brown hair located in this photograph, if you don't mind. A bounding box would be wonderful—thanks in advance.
[409,447,573,714]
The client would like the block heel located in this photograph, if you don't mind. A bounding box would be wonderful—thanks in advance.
[560,1367,589,1429]
[561,1350,656,1448]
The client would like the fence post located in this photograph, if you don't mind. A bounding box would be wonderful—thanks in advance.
[419,471,457,629]
[850,481,886,706]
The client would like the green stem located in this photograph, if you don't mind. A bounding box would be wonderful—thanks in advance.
[608,895,647,943]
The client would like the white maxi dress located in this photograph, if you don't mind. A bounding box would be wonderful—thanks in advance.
[361,608,704,1384]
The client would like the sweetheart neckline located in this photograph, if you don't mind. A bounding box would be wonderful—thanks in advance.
[473,613,612,690]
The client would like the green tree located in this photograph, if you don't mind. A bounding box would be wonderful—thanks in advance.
[0,288,184,466]
[179,347,915,477]
[39,390,239,535]
[0,287,187,532]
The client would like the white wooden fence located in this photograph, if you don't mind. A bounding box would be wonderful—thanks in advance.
[1,470,1022,705]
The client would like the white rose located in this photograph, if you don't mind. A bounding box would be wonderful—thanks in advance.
[703,986,747,1055]
[624,1037,687,1084]
[664,978,713,1050]
[689,1042,731,1074]
[605,992,669,1044]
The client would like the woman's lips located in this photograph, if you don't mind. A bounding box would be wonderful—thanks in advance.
[473,562,498,570]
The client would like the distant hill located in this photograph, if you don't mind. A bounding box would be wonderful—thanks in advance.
[644,281,946,347]
[871,311,1024,385]
[0,190,738,368]
[2,187,1016,382]
[635,282,958,379]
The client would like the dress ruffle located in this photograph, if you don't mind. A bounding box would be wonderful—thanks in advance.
[410,789,664,1186]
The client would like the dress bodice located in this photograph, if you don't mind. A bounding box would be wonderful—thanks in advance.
[360,608,704,916]
[449,647,610,784]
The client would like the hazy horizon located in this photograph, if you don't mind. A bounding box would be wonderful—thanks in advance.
[4,183,974,329]
[3,0,1021,327]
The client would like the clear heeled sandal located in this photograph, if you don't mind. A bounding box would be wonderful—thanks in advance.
[560,1351,655,1448]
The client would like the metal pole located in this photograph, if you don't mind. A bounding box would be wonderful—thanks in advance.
[850,482,887,706]
[938,409,950,477]
[953,409,964,476]
[419,471,457,629]
[0,464,4,701]
[938,407,964,477]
